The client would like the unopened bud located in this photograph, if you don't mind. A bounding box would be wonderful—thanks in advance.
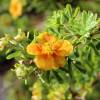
[14,32,26,41]
[0,41,5,51]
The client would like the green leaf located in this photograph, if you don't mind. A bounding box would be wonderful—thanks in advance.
[42,71,50,83]
[68,58,73,79]
[53,71,63,83]
[6,51,21,59]
[47,4,99,37]
[74,61,86,74]
[89,42,99,55]
[65,4,72,17]
[73,7,80,18]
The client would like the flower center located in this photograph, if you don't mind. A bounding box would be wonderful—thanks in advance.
[42,42,53,55]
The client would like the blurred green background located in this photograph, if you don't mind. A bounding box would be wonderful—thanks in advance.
[0,0,100,100]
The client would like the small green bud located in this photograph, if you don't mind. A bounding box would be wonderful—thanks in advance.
[15,63,33,79]
[14,29,26,41]
[15,66,26,79]
[0,41,5,51]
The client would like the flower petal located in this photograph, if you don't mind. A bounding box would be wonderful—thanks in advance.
[34,55,56,70]
[37,32,56,43]
[55,40,73,56]
[27,43,42,55]
[54,55,66,67]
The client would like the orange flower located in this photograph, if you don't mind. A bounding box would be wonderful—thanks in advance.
[27,32,73,70]
[9,0,23,19]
